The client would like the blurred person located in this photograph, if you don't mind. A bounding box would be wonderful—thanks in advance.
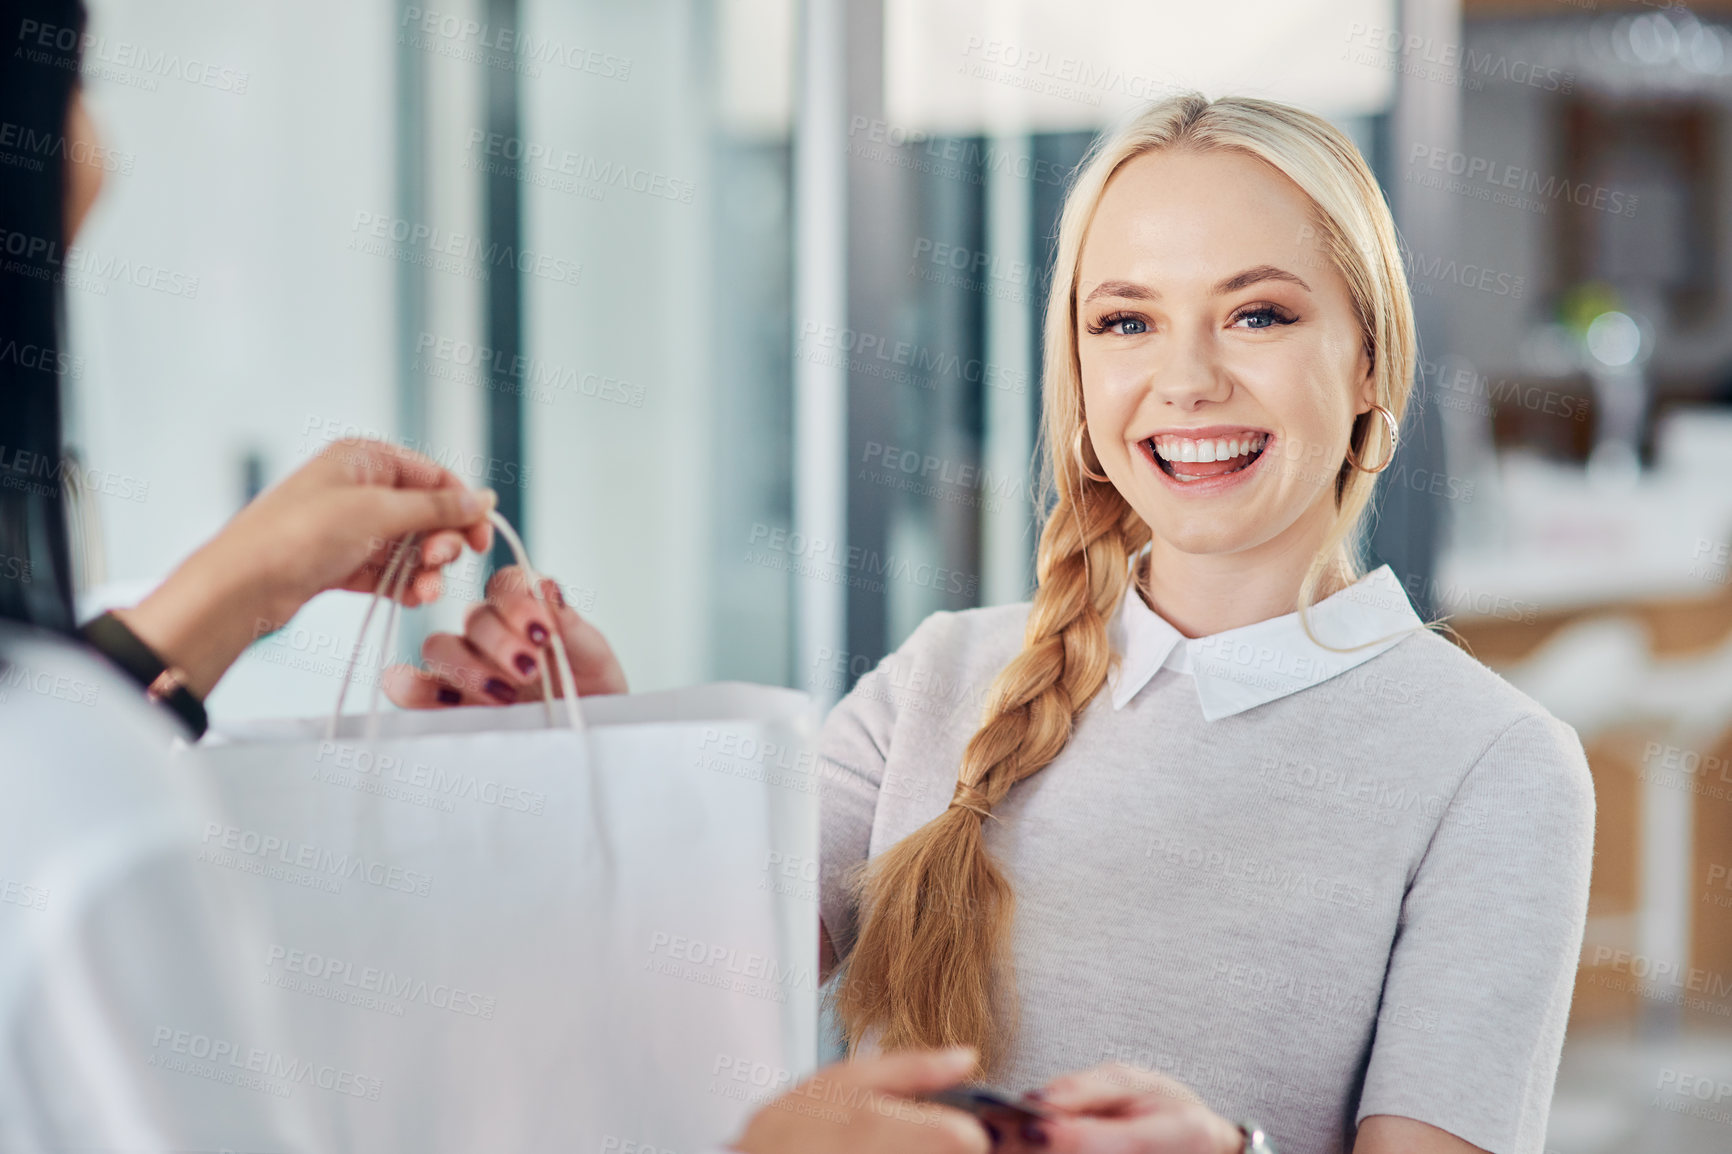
[401,94,1596,1154]
[1,2,499,1146]
[0,2,998,1151]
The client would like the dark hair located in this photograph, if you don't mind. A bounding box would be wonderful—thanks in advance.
[0,0,87,634]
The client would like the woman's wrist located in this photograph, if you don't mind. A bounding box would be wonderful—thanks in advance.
[116,539,291,698]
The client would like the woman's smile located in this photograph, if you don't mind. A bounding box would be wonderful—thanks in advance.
[1142,426,1272,490]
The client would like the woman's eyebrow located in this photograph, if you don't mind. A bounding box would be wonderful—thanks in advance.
[1215,264,1311,294]
[1082,279,1157,304]
[1081,265,1312,305]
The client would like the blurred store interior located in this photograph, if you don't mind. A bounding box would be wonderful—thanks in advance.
[56,0,1732,1149]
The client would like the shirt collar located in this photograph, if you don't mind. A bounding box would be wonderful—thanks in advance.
[1106,564,1424,721]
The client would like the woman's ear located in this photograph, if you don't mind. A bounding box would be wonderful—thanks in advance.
[64,90,107,244]
[1355,339,1378,413]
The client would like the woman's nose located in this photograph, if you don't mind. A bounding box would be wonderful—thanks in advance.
[1149,328,1232,409]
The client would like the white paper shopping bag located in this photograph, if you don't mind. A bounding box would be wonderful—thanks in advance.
[173,521,821,1153]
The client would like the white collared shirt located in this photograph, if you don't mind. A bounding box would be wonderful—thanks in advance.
[1107,564,1426,721]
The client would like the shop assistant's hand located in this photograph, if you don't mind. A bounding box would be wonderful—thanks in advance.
[1036,1063,1244,1154]
[732,1048,991,1154]
[382,563,628,707]
[116,439,497,697]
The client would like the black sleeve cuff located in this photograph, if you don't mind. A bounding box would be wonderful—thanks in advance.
[79,610,209,739]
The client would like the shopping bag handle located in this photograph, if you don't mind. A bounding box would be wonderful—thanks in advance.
[327,510,586,740]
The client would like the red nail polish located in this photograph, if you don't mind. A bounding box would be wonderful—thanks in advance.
[484,678,515,703]
[436,686,461,705]
[514,653,537,676]
[527,623,549,646]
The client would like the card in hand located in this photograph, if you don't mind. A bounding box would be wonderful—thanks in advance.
[923,1086,1052,1123]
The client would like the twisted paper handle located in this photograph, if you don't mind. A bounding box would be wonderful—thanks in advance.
[327,510,585,740]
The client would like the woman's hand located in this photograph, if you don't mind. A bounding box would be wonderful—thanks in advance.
[732,1048,990,1154]
[383,563,627,707]
[208,438,497,613]
[1035,1063,1244,1154]
[116,439,497,697]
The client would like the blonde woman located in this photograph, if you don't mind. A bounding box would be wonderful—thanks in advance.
[393,93,1595,1154]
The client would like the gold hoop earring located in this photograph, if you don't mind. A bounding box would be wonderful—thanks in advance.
[1073,426,1110,484]
[1345,403,1399,475]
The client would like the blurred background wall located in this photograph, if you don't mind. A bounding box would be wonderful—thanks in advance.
[52,0,1732,1149]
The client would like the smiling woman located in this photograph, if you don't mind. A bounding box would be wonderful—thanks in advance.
[812,96,1592,1154]
[399,91,1595,1154]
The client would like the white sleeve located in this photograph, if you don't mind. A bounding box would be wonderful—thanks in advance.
[0,823,314,1153]
[0,633,313,1153]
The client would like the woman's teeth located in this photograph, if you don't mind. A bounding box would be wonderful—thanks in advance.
[1148,433,1267,482]
[1152,434,1266,464]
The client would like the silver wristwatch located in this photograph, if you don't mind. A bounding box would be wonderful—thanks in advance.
[1236,1120,1277,1154]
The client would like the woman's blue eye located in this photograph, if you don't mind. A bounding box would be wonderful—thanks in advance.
[1086,312,1148,337]
[1234,306,1293,329]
